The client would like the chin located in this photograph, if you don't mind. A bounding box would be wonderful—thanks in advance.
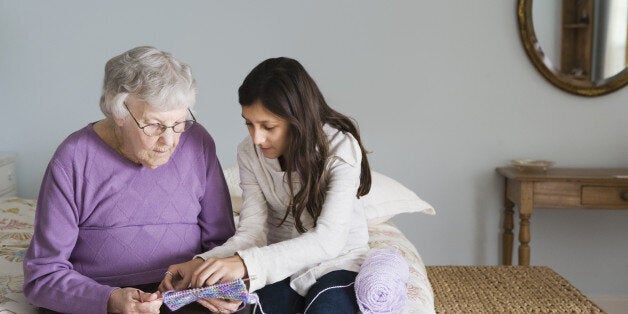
[142,155,172,169]
[142,161,165,169]
[261,151,278,159]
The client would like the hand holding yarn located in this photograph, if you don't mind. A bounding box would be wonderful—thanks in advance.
[161,255,263,313]
[159,257,205,292]
[107,287,162,314]
[191,255,248,288]
[197,297,242,314]
[355,248,409,313]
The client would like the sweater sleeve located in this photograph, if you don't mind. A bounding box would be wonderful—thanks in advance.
[197,141,268,260]
[22,160,117,314]
[237,151,362,293]
[197,133,237,253]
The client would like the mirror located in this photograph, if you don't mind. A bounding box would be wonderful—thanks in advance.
[518,0,628,96]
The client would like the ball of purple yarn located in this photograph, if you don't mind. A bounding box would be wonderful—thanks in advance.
[355,248,409,313]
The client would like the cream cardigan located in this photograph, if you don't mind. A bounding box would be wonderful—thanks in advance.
[198,125,369,295]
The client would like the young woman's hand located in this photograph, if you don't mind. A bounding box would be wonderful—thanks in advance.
[107,287,162,313]
[182,255,247,313]
[192,255,248,288]
[197,298,243,313]
[158,258,205,292]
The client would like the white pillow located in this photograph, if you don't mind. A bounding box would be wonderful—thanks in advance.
[223,166,243,215]
[221,166,435,224]
[361,171,435,225]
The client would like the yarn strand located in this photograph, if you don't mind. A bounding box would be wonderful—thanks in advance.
[303,282,355,314]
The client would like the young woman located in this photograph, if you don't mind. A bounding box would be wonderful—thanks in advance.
[161,57,371,313]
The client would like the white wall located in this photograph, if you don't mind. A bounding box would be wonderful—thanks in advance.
[1,0,627,298]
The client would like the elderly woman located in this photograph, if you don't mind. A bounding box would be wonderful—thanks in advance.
[22,46,235,314]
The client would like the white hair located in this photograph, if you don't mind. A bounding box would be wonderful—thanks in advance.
[99,46,197,119]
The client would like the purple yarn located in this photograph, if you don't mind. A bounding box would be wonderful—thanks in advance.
[355,248,408,313]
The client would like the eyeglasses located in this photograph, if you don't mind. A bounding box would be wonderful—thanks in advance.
[123,103,197,137]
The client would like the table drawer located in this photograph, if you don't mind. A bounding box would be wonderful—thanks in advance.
[581,185,628,207]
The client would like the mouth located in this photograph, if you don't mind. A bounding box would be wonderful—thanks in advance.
[153,148,170,154]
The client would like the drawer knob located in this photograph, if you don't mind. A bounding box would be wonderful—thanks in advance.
[621,191,628,201]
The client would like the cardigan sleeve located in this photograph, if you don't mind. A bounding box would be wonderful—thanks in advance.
[237,140,363,293]
[22,160,117,314]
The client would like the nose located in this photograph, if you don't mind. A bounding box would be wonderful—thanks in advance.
[158,128,176,146]
[252,129,266,146]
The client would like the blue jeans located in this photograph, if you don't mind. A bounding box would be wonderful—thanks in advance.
[253,270,358,314]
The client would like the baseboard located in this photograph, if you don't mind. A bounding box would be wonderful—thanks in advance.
[588,295,628,314]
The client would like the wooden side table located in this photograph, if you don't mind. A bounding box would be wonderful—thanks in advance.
[496,167,628,265]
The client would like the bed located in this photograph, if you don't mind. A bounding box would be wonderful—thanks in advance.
[0,168,435,313]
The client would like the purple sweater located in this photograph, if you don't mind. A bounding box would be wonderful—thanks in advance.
[23,123,235,314]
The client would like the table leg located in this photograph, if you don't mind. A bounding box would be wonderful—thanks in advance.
[518,213,531,265]
[502,180,514,265]
[518,182,533,266]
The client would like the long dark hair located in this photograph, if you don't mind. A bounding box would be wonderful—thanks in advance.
[238,57,371,233]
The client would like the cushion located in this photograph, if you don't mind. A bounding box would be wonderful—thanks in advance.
[360,171,435,225]
[222,166,434,225]
[223,166,242,215]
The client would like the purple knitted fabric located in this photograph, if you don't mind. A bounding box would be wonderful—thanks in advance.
[163,279,258,311]
[23,123,236,314]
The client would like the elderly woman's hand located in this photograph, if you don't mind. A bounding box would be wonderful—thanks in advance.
[107,287,162,314]
[158,257,205,292]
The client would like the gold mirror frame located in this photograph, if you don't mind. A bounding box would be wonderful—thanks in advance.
[518,0,628,96]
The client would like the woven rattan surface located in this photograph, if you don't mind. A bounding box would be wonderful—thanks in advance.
[426,266,605,313]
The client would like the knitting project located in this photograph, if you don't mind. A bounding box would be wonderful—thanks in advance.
[162,279,258,311]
